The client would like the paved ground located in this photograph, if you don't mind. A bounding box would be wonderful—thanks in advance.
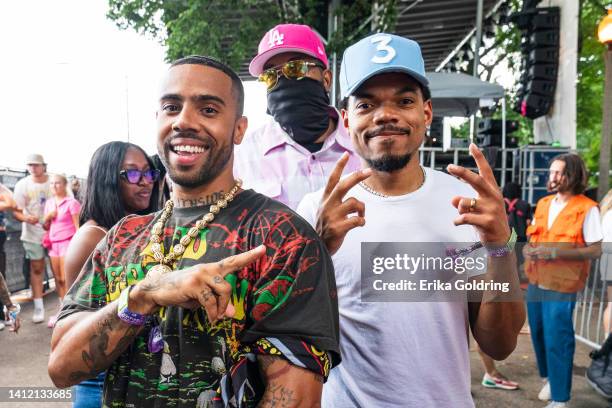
[0,293,70,408]
[470,330,608,407]
[1,293,609,408]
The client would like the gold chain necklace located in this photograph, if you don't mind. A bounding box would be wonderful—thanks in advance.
[359,166,426,198]
[147,179,242,277]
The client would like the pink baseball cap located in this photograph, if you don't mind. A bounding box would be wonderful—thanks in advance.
[249,24,329,77]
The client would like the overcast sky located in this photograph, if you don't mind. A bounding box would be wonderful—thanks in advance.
[0,0,268,177]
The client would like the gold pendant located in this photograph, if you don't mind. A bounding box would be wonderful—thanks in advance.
[148,264,173,279]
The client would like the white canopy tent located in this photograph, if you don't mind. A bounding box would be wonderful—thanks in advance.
[426,72,507,152]
[428,72,505,116]
[425,72,510,187]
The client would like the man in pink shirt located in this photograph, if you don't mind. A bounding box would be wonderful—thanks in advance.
[234,23,360,210]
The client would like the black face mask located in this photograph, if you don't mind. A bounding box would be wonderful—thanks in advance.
[267,77,330,145]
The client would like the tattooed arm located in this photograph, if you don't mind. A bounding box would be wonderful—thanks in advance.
[48,303,143,388]
[49,246,267,388]
[257,355,323,408]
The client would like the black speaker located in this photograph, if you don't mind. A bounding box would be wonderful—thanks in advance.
[477,134,519,148]
[526,79,556,96]
[478,119,520,134]
[521,31,559,52]
[513,6,560,120]
[530,30,559,47]
[522,0,541,11]
[528,47,559,65]
[531,11,560,29]
[519,94,552,119]
[528,64,558,80]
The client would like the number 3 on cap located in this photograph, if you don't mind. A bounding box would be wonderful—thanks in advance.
[370,35,396,64]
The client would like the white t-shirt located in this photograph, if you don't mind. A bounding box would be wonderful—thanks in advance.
[546,196,603,244]
[13,175,51,244]
[297,168,480,408]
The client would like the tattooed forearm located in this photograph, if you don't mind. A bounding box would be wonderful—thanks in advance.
[67,308,141,383]
[258,383,297,408]
[175,191,225,208]
[0,273,13,307]
[258,355,296,407]
[256,355,323,408]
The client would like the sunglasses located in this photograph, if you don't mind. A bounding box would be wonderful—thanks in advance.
[120,169,160,184]
[258,60,325,90]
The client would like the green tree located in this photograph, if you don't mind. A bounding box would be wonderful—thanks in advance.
[107,0,283,69]
[438,0,534,145]
[107,0,397,70]
[108,0,608,185]
[577,0,609,185]
[460,0,608,184]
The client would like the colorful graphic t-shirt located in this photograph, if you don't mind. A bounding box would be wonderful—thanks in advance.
[59,190,339,408]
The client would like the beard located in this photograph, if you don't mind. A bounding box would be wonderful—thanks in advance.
[365,152,412,172]
[159,132,232,189]
[547,179,565,193]
[362,124,414,172]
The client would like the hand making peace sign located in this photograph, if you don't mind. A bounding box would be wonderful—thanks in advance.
[316,144,511,256]
[446,143,511,246]
[316,152,372,256]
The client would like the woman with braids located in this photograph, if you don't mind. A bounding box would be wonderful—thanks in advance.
[63,141,160,408]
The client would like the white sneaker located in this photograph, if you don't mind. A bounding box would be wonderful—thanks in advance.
[32,307,45,323]
[0,322,4,331]
[538,380,551,401]
[544,402,567,408]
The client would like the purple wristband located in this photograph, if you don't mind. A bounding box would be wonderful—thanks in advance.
[446,229,517,259]
[485,229,518,258]
[117,286,148,326]
[487,246,512,257]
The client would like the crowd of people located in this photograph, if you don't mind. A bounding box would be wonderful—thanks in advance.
[0,24,610,408]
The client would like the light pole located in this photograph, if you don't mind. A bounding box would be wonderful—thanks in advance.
[598,8,612,200]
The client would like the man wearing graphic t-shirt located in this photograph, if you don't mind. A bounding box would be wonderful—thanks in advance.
[49,56,340,408]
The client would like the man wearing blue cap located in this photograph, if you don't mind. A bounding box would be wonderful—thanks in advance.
[298,33,525,407]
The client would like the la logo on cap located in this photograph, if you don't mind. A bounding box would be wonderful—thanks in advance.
[267,29,284,47]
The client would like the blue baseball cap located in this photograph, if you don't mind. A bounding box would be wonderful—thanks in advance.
[340,33,429,99]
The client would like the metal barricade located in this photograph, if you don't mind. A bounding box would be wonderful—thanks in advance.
[574,259,609,349]
[4,228,27,293]
[419,146,518,188]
